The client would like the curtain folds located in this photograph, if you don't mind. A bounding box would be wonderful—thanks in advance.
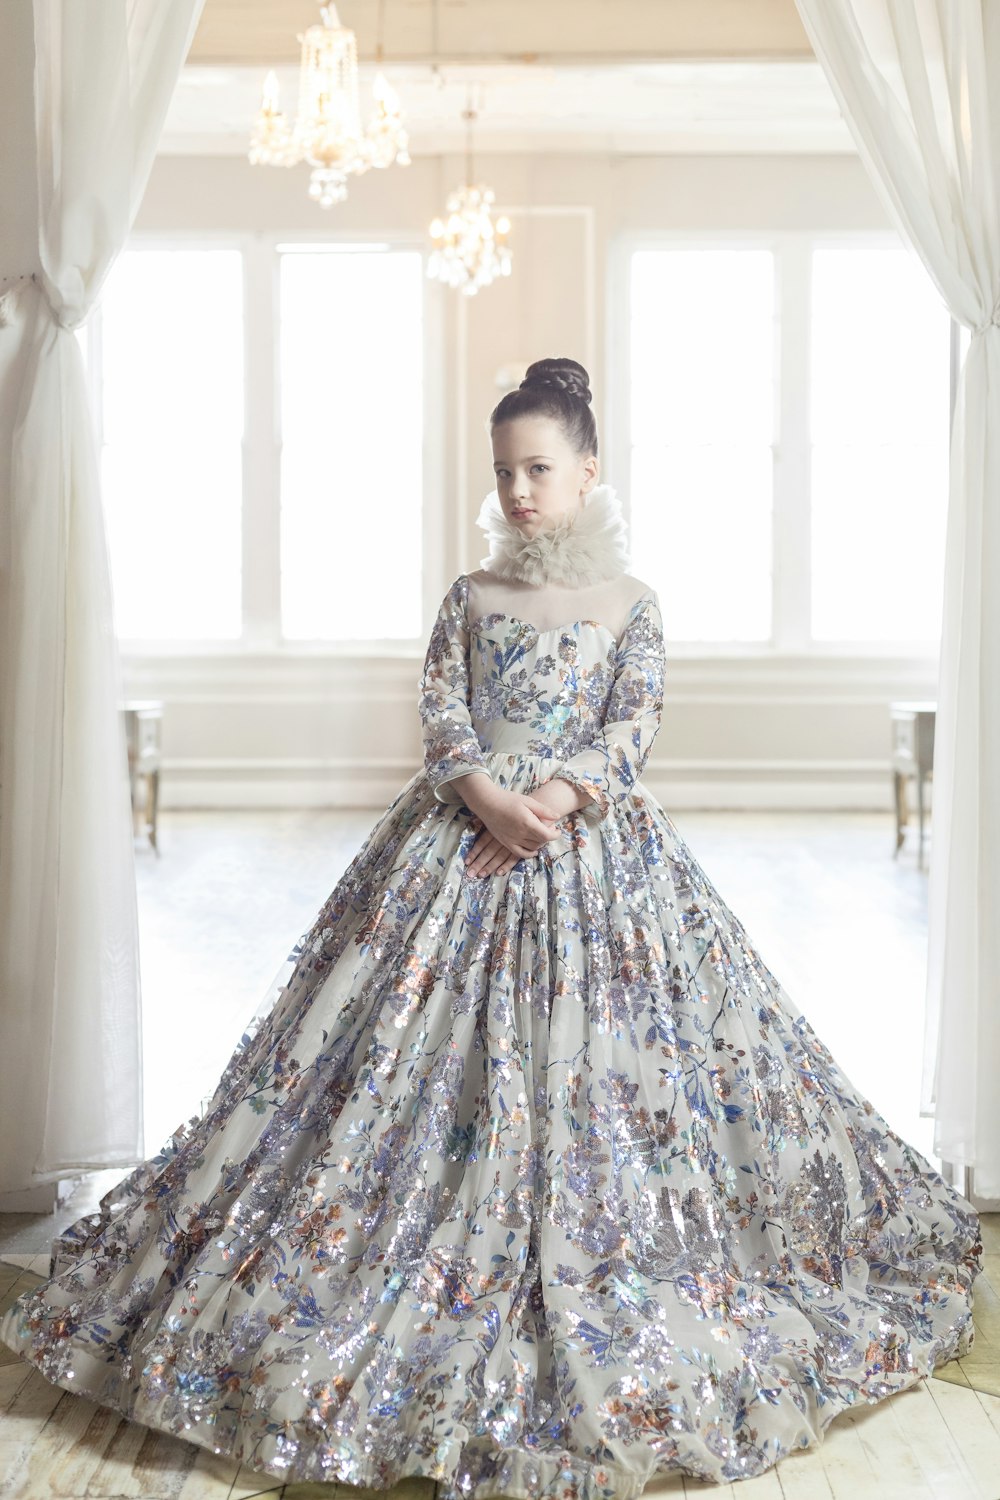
[792,0,1000,1198]
[0,0,206,1194]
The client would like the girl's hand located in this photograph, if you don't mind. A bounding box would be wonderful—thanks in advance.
[464,788,568,877]
[465,829,529,878]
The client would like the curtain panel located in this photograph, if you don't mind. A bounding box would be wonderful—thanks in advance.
[0,0,206,1194]
[793,0,1000,1198]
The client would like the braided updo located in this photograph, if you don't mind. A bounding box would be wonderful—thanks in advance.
[488,356,598,459]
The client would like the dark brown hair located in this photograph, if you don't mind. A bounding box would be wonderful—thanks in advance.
[488,357,598,459]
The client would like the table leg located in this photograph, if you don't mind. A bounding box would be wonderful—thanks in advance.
[892,770,907,856]
[917,770,926,871]
[149,768,160,857]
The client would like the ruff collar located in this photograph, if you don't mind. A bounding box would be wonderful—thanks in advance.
[474,482,631,587]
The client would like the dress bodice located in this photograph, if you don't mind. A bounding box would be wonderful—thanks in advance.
[418,572,666,826]
[467,610,637,758]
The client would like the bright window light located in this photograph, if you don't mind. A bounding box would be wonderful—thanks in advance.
[278,248,423,641]
[810,246,951,643]
[628,249,775,643]
[99,248,244,640]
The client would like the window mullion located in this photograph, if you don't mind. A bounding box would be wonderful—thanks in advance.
[772,235,812,653]
[242,234,282,647]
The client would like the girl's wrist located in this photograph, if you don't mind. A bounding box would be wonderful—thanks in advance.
[459,773,507,816]
[536,776,589,818]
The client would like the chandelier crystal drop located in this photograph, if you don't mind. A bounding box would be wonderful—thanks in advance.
[428,186,512,297]
[427,99,512,297]
[366,71,412,171]
[248,2,409,209]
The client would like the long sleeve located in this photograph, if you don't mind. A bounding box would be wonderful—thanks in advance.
[551,590,665,825]
[418,574,494,806]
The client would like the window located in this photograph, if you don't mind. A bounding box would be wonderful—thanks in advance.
[278,246,424,641]
[810,247,951,643]
[91,234,951,656]
[97,248,244,640]
[87,237,426,649]
[624,237,952,652]
[629,248,775,643]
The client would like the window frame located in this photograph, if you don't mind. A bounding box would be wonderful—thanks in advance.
[606,227,957,662]
[90,228,444,657]
[93,227,956,668]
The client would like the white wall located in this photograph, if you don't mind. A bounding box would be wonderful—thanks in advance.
[120,148,936,812]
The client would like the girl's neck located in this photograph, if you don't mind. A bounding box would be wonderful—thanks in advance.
[474,481,631,588]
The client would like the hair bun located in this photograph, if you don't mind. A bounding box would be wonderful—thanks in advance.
[520,357,592,406]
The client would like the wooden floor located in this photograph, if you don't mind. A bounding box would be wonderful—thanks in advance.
[1,810,997,1497]
[1,1213,998,1498]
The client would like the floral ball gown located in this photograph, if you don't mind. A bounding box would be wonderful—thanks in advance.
[0,483,983,1495]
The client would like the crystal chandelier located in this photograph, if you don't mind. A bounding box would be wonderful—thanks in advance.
[428,92,512,297]
[248,1,410,209]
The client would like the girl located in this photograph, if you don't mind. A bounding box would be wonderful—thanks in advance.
[0,357,982,1493]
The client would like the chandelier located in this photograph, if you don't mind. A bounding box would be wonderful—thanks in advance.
[248,1,410,208]
[428,93,512,297]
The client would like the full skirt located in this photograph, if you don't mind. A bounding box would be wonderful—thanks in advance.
[0,753,983,1494]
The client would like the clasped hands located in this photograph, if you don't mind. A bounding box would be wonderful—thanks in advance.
[456,774,590,877]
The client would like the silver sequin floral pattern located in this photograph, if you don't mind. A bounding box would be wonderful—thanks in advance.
[0,571,983,1495]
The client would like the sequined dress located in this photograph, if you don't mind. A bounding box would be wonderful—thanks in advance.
[0,571,983,1494]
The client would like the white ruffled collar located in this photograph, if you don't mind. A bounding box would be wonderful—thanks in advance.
[474,482,631,587]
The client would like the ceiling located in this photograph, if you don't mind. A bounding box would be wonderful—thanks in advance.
[167,0,852,157]
[164,60,853,157]
[187,1,816,67]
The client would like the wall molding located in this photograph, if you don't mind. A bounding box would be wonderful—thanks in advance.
[125,649,932,815]
[123,651,937,701]
[156,758,903,814]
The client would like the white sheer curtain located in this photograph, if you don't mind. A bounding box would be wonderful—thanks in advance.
[793,0,1000,1199]
[0,0,205,1195]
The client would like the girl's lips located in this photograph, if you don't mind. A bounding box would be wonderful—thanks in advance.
[511,509,534,518]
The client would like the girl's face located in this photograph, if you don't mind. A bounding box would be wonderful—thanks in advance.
[491,416,598,536]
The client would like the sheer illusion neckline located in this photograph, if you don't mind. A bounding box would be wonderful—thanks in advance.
[466,587,656,651]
